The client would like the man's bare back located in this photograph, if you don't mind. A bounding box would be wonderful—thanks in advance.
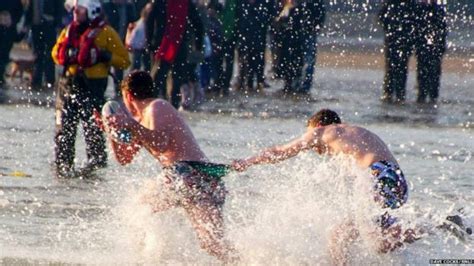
[97,71,237,262]
[135,99,208,166]
[313,124,398,168]
[231,123,398,171]
[232,109,412,264]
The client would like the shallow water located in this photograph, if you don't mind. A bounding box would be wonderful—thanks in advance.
[0,67,473,264]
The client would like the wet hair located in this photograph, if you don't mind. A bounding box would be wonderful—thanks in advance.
[307,109,341,127]
[121,70,155,100]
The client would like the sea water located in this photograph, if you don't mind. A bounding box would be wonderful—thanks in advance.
[0,68,472,264]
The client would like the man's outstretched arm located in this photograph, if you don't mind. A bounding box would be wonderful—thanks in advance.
[232,131,316,171]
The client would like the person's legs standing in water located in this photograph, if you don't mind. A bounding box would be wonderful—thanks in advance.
[414,3,447,104]
[254,33,266,92]
[300,34,317,93]
[31,21,57,91]
[80,78,108,169]
[216,38,236,96]
[379,2,415,103]
[151,60,171,99]
[54,76,108,175]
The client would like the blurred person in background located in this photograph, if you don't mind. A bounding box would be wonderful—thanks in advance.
[379,0,447,104]
[126,3,153,72]
[198,1,223,97]
[26,0,64,91]
[180,0,205,110]
[52,0,130,177]
[274,0,305,95]
[213,0,238,96]
[0,0,23,92]
[236,0,275,93]
[103,0,138,96]
[147,0,203,109]
[298,0,325,94]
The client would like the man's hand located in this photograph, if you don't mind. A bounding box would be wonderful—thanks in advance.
[105,112,136,133]
[231,159,250,172]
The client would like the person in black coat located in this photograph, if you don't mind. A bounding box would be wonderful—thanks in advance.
[103,0,138,96]
[26,0,64,91]
[274,0,305,94]
[299,0,325,93]
[0,0,23,90]
[236,0,275,93]
[379,0,447,104]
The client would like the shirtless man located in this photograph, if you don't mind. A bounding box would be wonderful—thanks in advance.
[232,109,417,264]
[95,70,236,262]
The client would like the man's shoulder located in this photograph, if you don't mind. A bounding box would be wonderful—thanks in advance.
[149,98,171,107]
[148,99,176,115]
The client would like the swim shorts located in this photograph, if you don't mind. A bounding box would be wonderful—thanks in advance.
[162,161,228,208]
[370,160,408,209]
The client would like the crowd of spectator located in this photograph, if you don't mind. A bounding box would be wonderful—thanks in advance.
[1,0,327,110]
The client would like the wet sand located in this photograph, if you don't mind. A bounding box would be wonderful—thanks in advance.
[316,49,473,75]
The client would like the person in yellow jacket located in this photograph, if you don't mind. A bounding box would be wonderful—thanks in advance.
[52,0,130,177]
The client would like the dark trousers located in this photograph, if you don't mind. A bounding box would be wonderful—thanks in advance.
[130,49,151,72]
[300,33,319,93]
[113,68,124,97]
[281,33,304,93]
[253,30,267,86]
[238,31,266,90]
[0,27,15,86]
[54,76,108,170]
[151,58,187,109]
[31,23,56,88]
[381,4,446,103]
[200,56,219,91]
[215,38,236,95]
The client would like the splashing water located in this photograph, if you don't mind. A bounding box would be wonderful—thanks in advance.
[0,106,472,264]
[102,154,472,265]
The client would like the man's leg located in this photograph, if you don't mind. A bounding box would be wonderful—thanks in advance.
[131,49,142,71]
[170,60,188,109]
[151,60,171,98]
[80,79,108,168]
[32,24,56,88]
[254,33,267,89]
[300,34,318,93]
[415,48,443,104]
[44,25,57,86]
[200,59,211,92]
[414,6,446,104]
[140,179,176,213]
[143,50,152,72]
[185,202,237,262]
[238,45,251,92]
[54,82,80,174]
[31,25,45,89]
[114,68,124,97]
[217,38,236,95]
[329,220,359,266]
[247,44,259,90]
[378,224,420,253]
[382,34,411,103]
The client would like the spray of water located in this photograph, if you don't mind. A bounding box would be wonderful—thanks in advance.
[105,153,472,264]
